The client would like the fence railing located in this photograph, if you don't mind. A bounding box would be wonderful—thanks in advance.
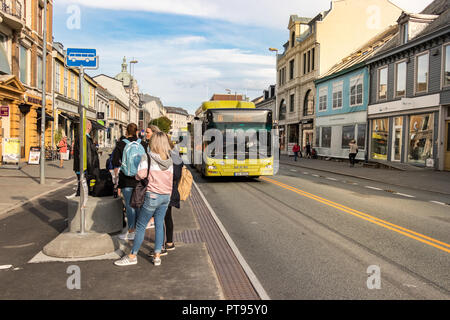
[0,0,22,20]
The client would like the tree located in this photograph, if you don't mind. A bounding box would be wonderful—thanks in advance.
[149,116,172,134]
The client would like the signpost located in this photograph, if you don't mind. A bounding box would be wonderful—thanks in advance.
[65,48,98,235]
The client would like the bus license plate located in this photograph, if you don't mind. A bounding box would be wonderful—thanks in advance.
[234,172,249,176]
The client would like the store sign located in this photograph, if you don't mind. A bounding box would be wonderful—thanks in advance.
[97,112,104,119]
[2,138,21,163]
[28,147,41,165]
[27,96,42,105]
[0,105,8,117]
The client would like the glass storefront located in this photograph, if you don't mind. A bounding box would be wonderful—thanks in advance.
[408,113,434,165]
[371,118,389,160]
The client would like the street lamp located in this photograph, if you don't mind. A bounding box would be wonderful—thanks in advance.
[128,59,138,123]
[268,47,278,126]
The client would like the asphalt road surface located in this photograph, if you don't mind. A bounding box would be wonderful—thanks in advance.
[193,164,450,300]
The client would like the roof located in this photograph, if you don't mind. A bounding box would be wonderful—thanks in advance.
[318,25,397,81]
[164,106,189,116]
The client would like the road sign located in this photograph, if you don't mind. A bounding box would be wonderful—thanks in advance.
[66,48,98,69]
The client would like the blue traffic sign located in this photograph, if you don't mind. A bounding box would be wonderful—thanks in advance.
[66,48,98,68]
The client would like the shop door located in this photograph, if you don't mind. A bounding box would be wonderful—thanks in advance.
[445,121,450,171]
[391,117,402,162]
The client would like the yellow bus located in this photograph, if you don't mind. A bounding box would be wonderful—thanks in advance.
[188,100,274,178]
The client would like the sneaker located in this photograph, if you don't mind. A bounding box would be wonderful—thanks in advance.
[118,231,135,241]
[114,255,137,266]
[148,249,168,257]
[165,243,175,251]
[152,257,161,266]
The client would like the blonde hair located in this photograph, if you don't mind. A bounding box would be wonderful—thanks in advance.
[149,131,171,160]
[147,125,161,134]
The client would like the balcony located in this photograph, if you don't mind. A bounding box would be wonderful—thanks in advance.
[0,0,24,31]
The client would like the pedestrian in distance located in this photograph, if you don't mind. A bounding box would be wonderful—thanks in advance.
[58,136,68,168]
[114,132,174,267]
[113,123,148,241]
[73,120,100,196]
[149,136,183,257]
[305,141,312,159]
[292,143,301,161]
[349,139,358,167]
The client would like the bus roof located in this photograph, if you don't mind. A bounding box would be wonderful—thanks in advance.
[200,101,255,112]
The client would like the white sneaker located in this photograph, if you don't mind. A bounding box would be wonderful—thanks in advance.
[118,231,135,240]
[114,255,137,266]
[152,257,161,266]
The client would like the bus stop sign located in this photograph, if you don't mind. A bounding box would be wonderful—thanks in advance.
[66,48,98,69]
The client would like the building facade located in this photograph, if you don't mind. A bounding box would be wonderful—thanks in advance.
[115,57,139,126]
[314,26,397,160]
[165,106,189,134]
[0,0,54,163]
[366,0,450,170]
[276,0,403,154]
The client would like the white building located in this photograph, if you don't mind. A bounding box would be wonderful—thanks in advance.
[165,106,189,134]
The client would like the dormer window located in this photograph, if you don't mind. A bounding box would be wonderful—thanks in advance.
[401,22,409,44]
[291,32,295,48]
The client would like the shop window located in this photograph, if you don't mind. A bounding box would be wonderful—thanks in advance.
[408,113,434,164]
[357,124,366,150]
[321,127,331,148]
[371,118,389,160]
[415,52,429,93]
[342,125,355,149]
[315,127,320,147]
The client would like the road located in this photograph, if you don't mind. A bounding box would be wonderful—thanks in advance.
[193,163,450,300]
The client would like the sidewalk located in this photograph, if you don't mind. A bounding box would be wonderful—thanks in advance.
[0,152,110,217]
[279,155,450,196]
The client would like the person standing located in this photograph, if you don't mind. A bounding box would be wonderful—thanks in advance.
[305,141,312,159]
[114,132,173,267]
[112,123,148,241]
[292,143,300,162]
[348,140,358,167]
[73,120,100,196]
[58,136,68,168]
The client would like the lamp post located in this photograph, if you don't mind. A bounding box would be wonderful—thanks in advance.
[268,47,278,127]
[40,0,48,185]
[128,59,138,123]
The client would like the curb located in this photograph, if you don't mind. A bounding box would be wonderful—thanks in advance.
[0,178,77,219]
[192,181,271,300]
[279,160,450,196]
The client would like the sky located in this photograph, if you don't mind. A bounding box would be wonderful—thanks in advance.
[54,0,435,114]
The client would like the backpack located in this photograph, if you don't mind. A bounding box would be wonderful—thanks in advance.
[106,152,114,170]
[178,166,193,201]
[120,139,146,177]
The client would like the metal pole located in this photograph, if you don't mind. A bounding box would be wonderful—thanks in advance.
[79,66,86,235]
[40,0,48,185]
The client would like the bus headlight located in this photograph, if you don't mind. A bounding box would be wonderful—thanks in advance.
[265,165,273,169]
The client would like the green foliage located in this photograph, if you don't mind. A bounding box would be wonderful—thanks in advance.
[54,127,63,145]
[149,116,172,133]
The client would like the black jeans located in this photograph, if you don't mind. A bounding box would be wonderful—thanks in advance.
[164,206,174,244]
[349,153,357,166]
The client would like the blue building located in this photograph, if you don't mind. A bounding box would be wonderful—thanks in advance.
[314,26,397,161]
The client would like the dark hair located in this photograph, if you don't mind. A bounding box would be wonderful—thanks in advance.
[126,123,138,137]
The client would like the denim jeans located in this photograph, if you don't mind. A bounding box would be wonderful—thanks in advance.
[122,187,139,230]
[131,192,170,255]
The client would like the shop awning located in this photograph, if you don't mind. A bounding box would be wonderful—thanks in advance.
[92,120,106,130]
[36,108,55,121]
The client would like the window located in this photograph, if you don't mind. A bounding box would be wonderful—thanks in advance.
[289,59,294,80]
[321,127,331,148]
[64,68,68,96]
[279,99,286,121]
[71,73,75,98]
[0,33,6,50]
[371,118,389,160]
[307,50,311,73]
[378,67,388,100]
[415,52,429,93]
[37,56,43,90]
[318,87,327,111]
[19,46,28,85]
[291,32,295,48]
[408,113,434,164]
[332,81,343,109]
[342,125,355,149]
[357,124,366,150]
[395,61,407,97]
[312,48,315,71]
[402,23,409,44]
[303,90,314,116]
[350,74,363,106]
[443,44,450,87]
[289,94,295,112]
[38,5,43,35]
[55,64,60,93]
[303,53,306,74]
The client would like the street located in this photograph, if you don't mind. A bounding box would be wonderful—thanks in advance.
[193,162,450,299]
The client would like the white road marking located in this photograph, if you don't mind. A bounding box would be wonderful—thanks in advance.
[312,174,320,177]
[365,186,383,191]
[326,177,338,181]
[303,172,309,175]
[430,201,446,206]
[394,193,415,198]
[0,265,13,270]
[290,169,297,172]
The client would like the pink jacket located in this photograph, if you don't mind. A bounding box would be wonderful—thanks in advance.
[136,153,173,195]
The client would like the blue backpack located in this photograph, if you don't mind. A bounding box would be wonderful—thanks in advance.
[121,139,146,177]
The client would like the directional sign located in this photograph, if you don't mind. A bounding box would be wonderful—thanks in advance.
[66,48,98,69]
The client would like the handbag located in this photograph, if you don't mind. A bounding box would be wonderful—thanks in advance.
[130,153,150,209]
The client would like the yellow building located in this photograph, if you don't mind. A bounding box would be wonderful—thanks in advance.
[0,0,54,163]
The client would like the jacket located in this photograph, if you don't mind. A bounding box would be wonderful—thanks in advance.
[349,143,359,154]
[136,152,173,195]
[169,151,183,208]
[73,133,100,178]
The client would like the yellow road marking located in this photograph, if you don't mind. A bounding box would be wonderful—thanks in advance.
[262,177,450,254]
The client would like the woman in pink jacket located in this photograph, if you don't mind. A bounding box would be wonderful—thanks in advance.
[115,132,173,267]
